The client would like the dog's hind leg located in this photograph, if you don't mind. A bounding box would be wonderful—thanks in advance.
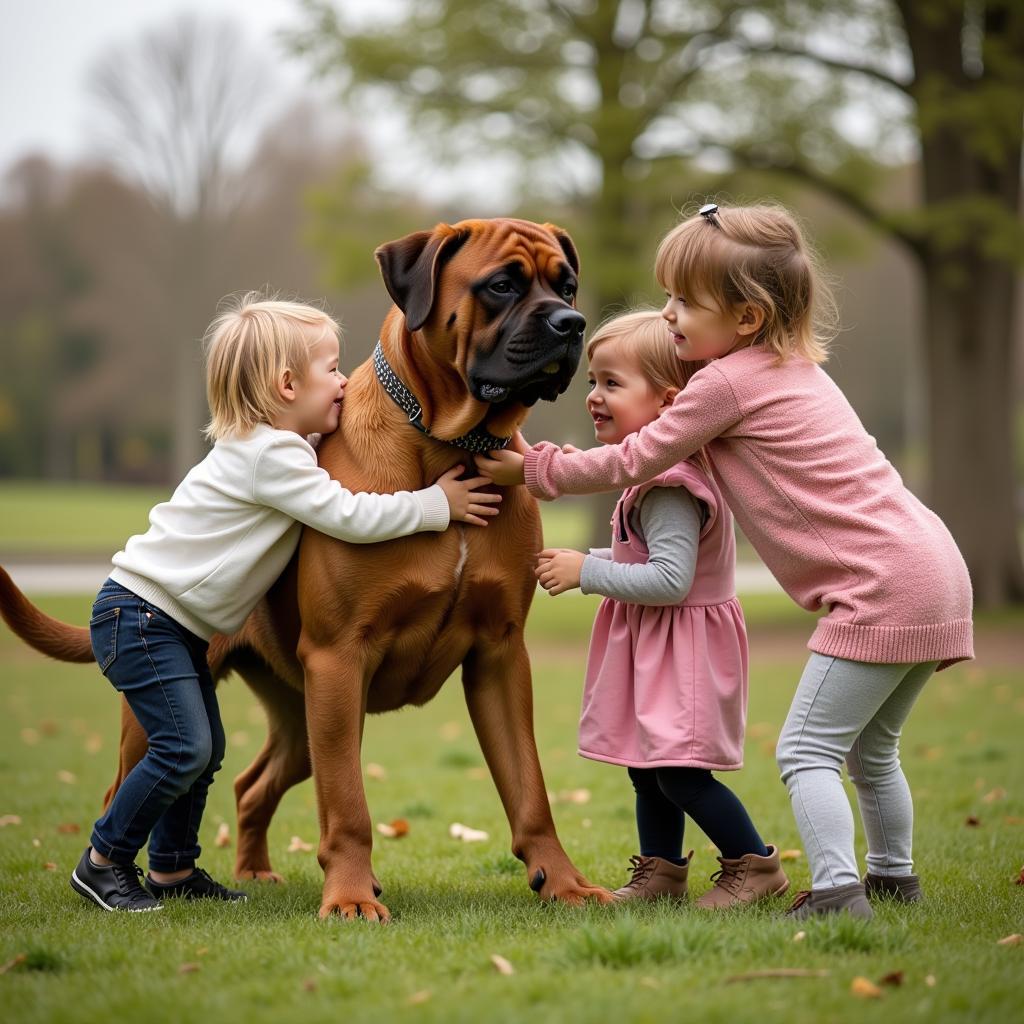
[101,697,148,812]
[232,659,311,883]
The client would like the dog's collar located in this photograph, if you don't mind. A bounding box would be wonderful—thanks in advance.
[373,341,512,455]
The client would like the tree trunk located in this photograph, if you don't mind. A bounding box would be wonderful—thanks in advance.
[900,0,1024,606]
[923,253,1024,606]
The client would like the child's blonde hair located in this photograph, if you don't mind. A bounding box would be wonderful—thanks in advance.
[655,203,838,363]
[586,309,712,475]
[203,292,340,441]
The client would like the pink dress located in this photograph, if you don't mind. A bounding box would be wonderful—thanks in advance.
[578,460,748,771]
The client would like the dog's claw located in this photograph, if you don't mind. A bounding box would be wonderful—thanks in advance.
[530,868,546,893]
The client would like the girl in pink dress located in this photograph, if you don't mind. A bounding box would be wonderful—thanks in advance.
[535,311,789,909]
[482,204,973,920]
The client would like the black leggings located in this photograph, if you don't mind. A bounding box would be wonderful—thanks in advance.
[628,766,769,862]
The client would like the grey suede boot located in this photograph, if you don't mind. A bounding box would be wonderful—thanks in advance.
[785,881,873,920]
[612,852,692,902]
[864,872,923,903]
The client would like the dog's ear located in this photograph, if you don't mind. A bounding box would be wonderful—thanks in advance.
[543,224,580,276]
[375,225,469,332]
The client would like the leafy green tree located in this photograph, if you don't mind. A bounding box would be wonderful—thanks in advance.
[292,0,746,313]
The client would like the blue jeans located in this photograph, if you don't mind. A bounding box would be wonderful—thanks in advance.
[88,579,225,872]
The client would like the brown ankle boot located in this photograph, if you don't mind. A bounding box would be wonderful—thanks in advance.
[695,844,790,909]
[786,881,873,920]
[864,872,922,903]
[612,852,692,902]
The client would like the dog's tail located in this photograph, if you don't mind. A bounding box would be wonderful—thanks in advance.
[0,566,94,663]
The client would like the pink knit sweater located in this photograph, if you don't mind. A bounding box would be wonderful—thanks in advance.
[525,345,973,668]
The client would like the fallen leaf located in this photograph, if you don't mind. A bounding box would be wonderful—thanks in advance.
[850,976,883,999]
[32,838,40,847]
[792,931,807,943]
[178,962,201,974]
[42,861,57,871]
[964,815,981,827]
[1004,817,1024,826]
[56,770,77,785]
[581,818,592,829]
[996,933,1022,947]
[0,954,27,975]
[288,836,313,853]
[982,788,1007,804]
[1016,865,1024,886]
[490,954,515,975]
[84,734,103,754]
[39,719,59,736]
[20,728,40,745]
[449,822,489,842]
[879,971,904,987]
[376,819,410,839]
[779,849,803,861]
[558,788,591,805]
[195,947,208,956]
[365,763,388,780]
[56,823,81,834]
[229,731,249,747]
[0,815,22,827]
[639,976,660,989]
[726,969,829,983]
[407,990,431,1005]
[214,823,231,848]
[465,766,488,781]
[302,978,318,992]
[438,721,462,741]
[924,975,937,987]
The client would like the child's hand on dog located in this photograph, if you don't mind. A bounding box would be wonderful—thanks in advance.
[477,448,526,486]
[436,467,502,526]
[535,548,585,595]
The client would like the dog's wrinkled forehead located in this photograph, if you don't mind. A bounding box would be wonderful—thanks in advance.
[456,219,576,282]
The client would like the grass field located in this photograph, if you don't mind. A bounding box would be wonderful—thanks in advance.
[2,588,1022,1024]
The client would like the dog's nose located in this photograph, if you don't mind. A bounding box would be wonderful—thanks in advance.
[546,308,586,338]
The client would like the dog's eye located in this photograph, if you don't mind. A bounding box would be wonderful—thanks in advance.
[490,280,514,295]
[561,283,577,300]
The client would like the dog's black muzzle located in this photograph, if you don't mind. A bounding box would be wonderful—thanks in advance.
[468,305,585,407]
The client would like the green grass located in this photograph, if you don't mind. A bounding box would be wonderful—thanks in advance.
[0,481,168,555]
[2,594,1022,1024]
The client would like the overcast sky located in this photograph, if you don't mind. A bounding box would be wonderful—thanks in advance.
[0,0,517,207]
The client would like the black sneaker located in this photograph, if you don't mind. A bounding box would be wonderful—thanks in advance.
[146,867,247,902]
[70,847,163,912]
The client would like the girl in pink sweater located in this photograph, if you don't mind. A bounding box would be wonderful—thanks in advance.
[479,204,973,919]
[538,311,789,909]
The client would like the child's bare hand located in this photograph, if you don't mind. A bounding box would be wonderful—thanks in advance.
[477,449,525,486]
[436,467,502,527]
[536,548,585,595]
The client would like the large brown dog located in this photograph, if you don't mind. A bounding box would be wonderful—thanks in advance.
[0,218,611,922]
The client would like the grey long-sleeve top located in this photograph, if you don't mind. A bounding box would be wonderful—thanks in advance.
[578,487,704,606]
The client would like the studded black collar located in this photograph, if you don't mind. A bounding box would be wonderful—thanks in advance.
[372,341,512,455]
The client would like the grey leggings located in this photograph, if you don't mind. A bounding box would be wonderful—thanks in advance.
[776,655,938,890]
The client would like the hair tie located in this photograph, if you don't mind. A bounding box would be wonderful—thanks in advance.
[699,202,720,225]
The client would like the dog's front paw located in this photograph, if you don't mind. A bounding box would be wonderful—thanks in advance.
[319,879,390,923]
[529,865,614,906]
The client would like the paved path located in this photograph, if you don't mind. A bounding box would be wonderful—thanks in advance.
[5,561,785,596]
